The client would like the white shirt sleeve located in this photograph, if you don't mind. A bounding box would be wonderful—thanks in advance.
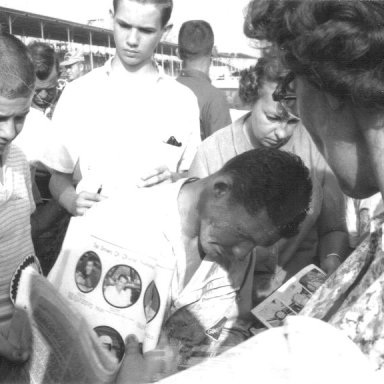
[175,89,201,173]
[41,83,82,174]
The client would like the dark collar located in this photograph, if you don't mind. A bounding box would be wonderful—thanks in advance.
[179,69,211,83]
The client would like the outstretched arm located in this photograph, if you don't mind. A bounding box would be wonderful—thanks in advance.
[49,171,106,216]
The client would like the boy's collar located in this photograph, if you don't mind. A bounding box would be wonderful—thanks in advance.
[105,56,165,81]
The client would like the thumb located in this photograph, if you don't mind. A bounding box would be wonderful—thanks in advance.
[116,335,146,384]
[124,334,141,355]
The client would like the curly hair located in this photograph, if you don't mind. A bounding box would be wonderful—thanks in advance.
[113,0,173,28]
[0,32,35,99]
[244,0,384,108]
[220,148,312,238]
[238,51,288,105]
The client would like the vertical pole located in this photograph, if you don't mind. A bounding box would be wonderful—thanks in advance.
[161,43,164,68]
[8,15,12,34]
[108,35,111,59]
[170,46,174,77]
[40,21,44,39]
[89,31,94,70]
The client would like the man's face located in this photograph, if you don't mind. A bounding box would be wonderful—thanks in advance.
[85,261,94,276]
[65,62,83,82]
[112,0,165,71]
[32,67,58,110]
[116,276,128,291]
[198,195,280,266]
[0,94,32,156]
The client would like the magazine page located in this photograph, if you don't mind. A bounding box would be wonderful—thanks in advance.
[48,206,175,358]
[1,267,118,384]
[251,265,326,328]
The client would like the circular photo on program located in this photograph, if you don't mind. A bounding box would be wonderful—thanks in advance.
[74,251,102,293]
[143,281,160,323]
[102,265,142,308]
[94,325,125,363]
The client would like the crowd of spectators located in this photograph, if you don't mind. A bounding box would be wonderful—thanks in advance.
[1,0,384,382]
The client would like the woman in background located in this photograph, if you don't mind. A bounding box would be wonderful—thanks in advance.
[189,54,349,304]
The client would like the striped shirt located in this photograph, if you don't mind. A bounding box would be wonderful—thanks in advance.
[0,144,35,330]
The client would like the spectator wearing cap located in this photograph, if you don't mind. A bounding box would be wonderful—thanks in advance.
[61,51,85,82]
[177,20,231,140]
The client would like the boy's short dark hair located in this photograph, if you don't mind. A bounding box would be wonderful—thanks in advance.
[220,148,312,238]
[178,20,214,60]
[113,0,173,28]
[0,32,35,99]
[117,274,129,281]
[27,41,59,81]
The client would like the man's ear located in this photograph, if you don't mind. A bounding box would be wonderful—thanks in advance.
[212,175,232,198]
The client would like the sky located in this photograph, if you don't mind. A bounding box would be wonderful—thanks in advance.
[0,0,256,55]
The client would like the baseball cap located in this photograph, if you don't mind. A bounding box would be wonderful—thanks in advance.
[61,51,85,67]
[178,20,214,59]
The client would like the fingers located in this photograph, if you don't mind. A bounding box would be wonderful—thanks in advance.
[72,191,107,216]
[124,334,141,355]
[321,255,342,277]
[0,333,29,363]
[116,335,145,384]
[138,166,172,188]
[140,165,169,181]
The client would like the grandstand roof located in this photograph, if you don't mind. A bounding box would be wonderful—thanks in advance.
[0,6,178,54]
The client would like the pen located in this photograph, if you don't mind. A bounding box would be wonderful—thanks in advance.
[97,185,103,194]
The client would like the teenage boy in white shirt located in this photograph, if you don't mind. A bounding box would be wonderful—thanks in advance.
[46,0,200,216]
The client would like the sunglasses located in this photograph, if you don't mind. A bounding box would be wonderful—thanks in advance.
[272,72,300,120]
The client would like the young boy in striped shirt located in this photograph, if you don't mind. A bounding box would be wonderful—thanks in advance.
[0,32,36,363]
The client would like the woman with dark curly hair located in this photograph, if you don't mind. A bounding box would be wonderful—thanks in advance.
[189,53,348,306]
[244,0,384,371]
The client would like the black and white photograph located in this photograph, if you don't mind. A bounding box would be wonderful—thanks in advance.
[103,265,141,308]
[0,0,382,382]
[74,251,102,293]
[94,325,125,363]
[299,267,327,294]
[143,281,160,323]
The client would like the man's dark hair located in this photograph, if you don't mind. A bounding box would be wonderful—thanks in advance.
[117,274,129,281]
[113,0,173,28]
[27,41,59,81]
[0,32,35,99]
[178,20,214,60]
[220,147,312,238]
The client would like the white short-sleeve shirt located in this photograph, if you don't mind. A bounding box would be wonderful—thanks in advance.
[43,59,201,196]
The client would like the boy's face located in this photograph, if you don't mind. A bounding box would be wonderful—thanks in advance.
[0,94,31,155]
[112,0,165,71]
